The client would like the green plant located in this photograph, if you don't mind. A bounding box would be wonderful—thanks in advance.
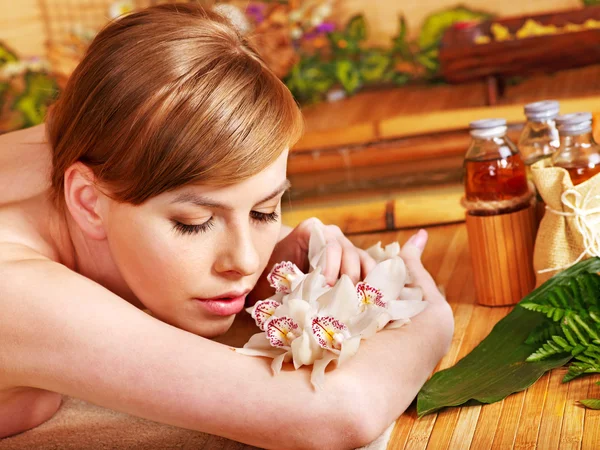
[417,258,600,417]
[12,71,59,127]
[417,6,493,74]
[520,273,600,407]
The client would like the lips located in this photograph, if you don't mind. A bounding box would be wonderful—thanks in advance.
[194,290,251,316]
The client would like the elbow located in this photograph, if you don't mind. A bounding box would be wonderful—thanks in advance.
[313,377,400,450]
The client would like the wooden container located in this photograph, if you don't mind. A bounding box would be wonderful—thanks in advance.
[466,204,537,306]
[439,5,600,84]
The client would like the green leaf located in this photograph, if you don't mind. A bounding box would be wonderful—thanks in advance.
[580,398,600,409]
[345,14,367,42]
[334,60,361,94]
[12,71,59,127]
[418,6,493,50]
[417,257,600,417]
[0,41,18,67]
[284,58,334,104]
[359,50,392,84]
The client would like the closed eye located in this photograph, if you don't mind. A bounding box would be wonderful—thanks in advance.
[250,211,279,224]
[172,219,214,235]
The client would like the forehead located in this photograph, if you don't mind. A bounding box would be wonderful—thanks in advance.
[163,151,289,207]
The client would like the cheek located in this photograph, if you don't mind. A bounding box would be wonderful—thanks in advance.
[107,216,210,297]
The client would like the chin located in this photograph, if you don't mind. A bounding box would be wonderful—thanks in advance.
[183,315,236,339]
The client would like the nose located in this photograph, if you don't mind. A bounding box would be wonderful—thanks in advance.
[214,223,261,277]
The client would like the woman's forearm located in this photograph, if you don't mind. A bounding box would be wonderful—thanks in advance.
[333,302,454,441]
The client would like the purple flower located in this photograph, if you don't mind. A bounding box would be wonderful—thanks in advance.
[315,22,335,33]
[246,3,266,23]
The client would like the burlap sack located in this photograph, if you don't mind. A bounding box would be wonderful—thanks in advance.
[531,159,600,286]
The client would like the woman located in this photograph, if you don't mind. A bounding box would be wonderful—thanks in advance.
[0,4,454,449]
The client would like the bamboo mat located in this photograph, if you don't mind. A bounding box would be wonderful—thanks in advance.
[346,223,600,450]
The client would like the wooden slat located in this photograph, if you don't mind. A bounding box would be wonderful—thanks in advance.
[537,368,570,450]
[378,95,600,141]
[512,372,551,449]
[559,375,589,449]
[582,378,600,450]
[293,122,377,151]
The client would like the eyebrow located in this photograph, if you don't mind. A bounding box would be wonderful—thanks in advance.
[170,179,291,210]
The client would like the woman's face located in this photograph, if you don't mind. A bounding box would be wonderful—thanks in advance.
[101,150,289,338]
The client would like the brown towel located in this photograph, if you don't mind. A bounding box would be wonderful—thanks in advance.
[0,396,260,450]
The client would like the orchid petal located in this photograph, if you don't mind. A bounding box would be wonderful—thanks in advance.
[291,329,324,369]
[399,286,423,301]
[310,352,338,390]
[364,257,407,301]
[236,332,287,358]
[349,307,392,338]
[285,268,329,305]
[387,299,428,320]
[250,299,281,331]
[365,241,401,262]
[383,242,401,259]
[356,282,386,311]
[311,316,350,352]
[271,351,292,375]
[267,262,305,294]
[315,275,358,321]
[266,316,301,348]
[365,241,385,262]
[308,222,328,271]
[274,298,313,329]
[338,335,362,366]
[384,318,411,330]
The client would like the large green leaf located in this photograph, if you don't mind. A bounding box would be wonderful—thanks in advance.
[417,257,600,417]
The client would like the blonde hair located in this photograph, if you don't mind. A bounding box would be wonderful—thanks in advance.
[46,3,304,206]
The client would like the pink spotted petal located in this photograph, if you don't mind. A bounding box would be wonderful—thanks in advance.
[267,261,304,294]
[356,282,386,309]
[311,316,350,351]
[251,299,280,331]
[266,316,300,348]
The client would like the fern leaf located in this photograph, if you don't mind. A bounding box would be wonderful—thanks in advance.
[525,322,563,345]
[527,340,567,362]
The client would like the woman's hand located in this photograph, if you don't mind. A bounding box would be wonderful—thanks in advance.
[248,218,377,305]
[401,229,454,346]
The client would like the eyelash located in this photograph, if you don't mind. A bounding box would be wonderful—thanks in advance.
[172,211,280,236]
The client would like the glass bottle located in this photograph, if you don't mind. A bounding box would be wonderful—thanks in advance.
[464,118,529,216]
[518,100,560,175]
[553,112,600,185]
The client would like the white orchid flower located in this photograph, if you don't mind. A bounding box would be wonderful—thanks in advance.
[236,222,428,390]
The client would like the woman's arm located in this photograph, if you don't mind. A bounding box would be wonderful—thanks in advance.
[0,251,452,449]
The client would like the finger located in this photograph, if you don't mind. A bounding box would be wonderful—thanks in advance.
[323,240,343,286]
[400,232,440,301]
[357,248,377,279]
[339,241,361,285]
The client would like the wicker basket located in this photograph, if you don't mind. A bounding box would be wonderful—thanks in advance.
[39,0,189,77]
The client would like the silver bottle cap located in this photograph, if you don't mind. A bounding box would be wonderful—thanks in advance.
[555,112,593,135]
[469,118,507,138]
[524,100,560,121]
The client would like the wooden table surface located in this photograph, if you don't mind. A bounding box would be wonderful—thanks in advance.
[348,223,600,450]
[214,222,600,449]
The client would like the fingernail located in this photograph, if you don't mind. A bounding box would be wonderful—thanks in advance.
[412,229,428,250]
